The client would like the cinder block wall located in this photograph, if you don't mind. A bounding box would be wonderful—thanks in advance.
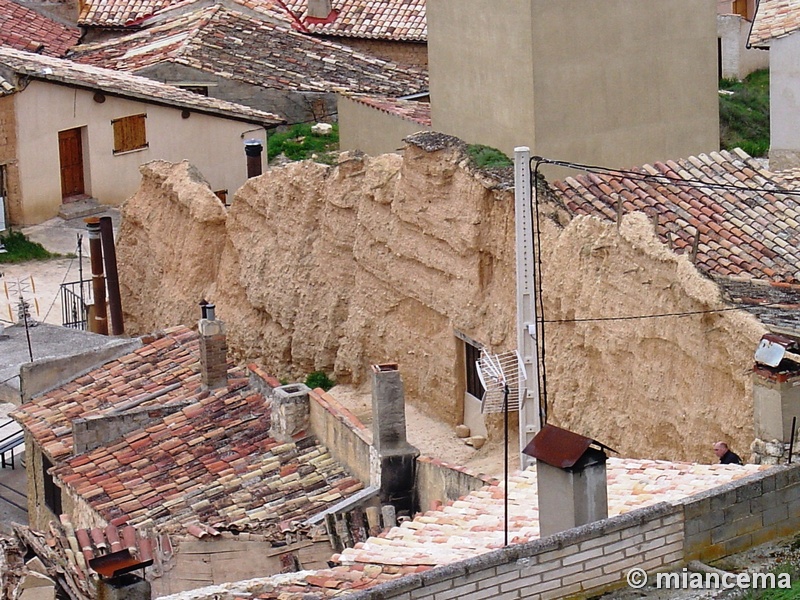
[683,466,800,561]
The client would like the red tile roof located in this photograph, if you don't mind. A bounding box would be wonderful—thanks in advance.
[68,4,427,97]
[149,459,766,600]
[0,0,81,57]
[344,93,431,126]
[282,0,427,42]
[551,149,800,284]
[13,326,363,536]
[750,0,800,46]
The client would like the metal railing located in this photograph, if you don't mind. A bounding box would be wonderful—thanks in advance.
[61,279,93,330]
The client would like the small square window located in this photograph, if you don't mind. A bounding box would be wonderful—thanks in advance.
[112,114,148,154]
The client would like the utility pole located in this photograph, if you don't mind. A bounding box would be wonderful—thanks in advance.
[515,147,542,469]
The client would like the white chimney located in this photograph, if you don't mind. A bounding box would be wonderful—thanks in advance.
[308,0,333,19]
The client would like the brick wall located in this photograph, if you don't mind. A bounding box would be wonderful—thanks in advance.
[341,464,800,600]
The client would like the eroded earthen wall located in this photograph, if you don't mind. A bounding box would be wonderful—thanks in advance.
[116,135,763,462]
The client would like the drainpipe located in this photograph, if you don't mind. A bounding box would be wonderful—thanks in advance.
[85,218,108,335]
[99,216,124,335]
[244,139,263,178]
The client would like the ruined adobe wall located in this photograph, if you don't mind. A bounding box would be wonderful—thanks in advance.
[116,134,764,462]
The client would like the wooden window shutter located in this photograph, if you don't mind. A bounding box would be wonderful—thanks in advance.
[112,113,148,154]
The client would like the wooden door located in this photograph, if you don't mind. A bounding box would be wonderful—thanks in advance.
[58,128,85,201]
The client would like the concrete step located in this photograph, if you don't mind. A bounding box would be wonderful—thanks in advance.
[58,197,104,221]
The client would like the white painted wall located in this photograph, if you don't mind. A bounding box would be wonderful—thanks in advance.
[717,15,769,79]
[769,33,800,170]
[14,81,266,224]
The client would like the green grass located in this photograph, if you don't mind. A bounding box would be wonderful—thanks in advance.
[305,371,335,391]
[268,123,339,163]
[738,563,800,599]
[719,69,770,157]
[0,230,57,263]
[467,144,513,168]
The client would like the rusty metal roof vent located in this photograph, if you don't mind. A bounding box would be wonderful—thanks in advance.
[755,333,800,368]
[522,424,615,472]
[88,548,153,580]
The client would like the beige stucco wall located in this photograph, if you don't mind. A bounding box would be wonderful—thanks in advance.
[428,0,720,171]
[769,33,800,170]
[718,15,769,80]
[338,95,430,156]
[12,81,266,225]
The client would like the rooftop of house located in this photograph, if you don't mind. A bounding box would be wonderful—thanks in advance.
[282,0,427,42]
[150,457,768,600]
[67,3,428,97]
[750,0,800,46]
[343,93,431,126]
[0,0,81,57]
[0,47,283,126]
[550,148,800,326]
[11,326,362,536]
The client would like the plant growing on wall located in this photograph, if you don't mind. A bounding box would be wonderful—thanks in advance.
[305,370,335,391]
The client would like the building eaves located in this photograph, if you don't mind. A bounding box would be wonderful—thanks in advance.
[0,0,81,58]
[749,0,800,46]
[0,47,283,126]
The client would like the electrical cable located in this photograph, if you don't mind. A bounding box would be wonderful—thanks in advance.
[541,303,784,324]
[42,256,75,324]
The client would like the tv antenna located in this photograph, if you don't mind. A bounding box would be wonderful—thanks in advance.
[477,348,526,547]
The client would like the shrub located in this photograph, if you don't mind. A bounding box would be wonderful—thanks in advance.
[305,371,335,391]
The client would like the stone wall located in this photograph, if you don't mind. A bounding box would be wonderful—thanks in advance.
[116,133,764,462]
[335,39,428,69]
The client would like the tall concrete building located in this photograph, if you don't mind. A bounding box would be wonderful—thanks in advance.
[427,0,720,170]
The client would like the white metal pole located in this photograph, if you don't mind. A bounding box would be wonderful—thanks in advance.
[514,147,541,470]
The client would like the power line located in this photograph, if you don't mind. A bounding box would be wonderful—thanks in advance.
[542,304,780,325]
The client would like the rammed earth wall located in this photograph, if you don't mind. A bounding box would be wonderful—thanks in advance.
[343,464,800,600]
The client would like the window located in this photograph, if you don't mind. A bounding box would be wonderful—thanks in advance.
[112,114,148,154]
[42,454,62,515]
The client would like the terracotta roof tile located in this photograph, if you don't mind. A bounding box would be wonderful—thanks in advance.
[68,4,427,99]
[0,0,81,57]
[552,149,800,284]
[343,93,431,126]
[282,0,427,42]
[751,0,800,45]
[152,458,768,600]
[0,47,283,124]
[14,325,361,537]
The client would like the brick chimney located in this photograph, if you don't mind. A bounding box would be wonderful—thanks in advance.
[198,301,227,390]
